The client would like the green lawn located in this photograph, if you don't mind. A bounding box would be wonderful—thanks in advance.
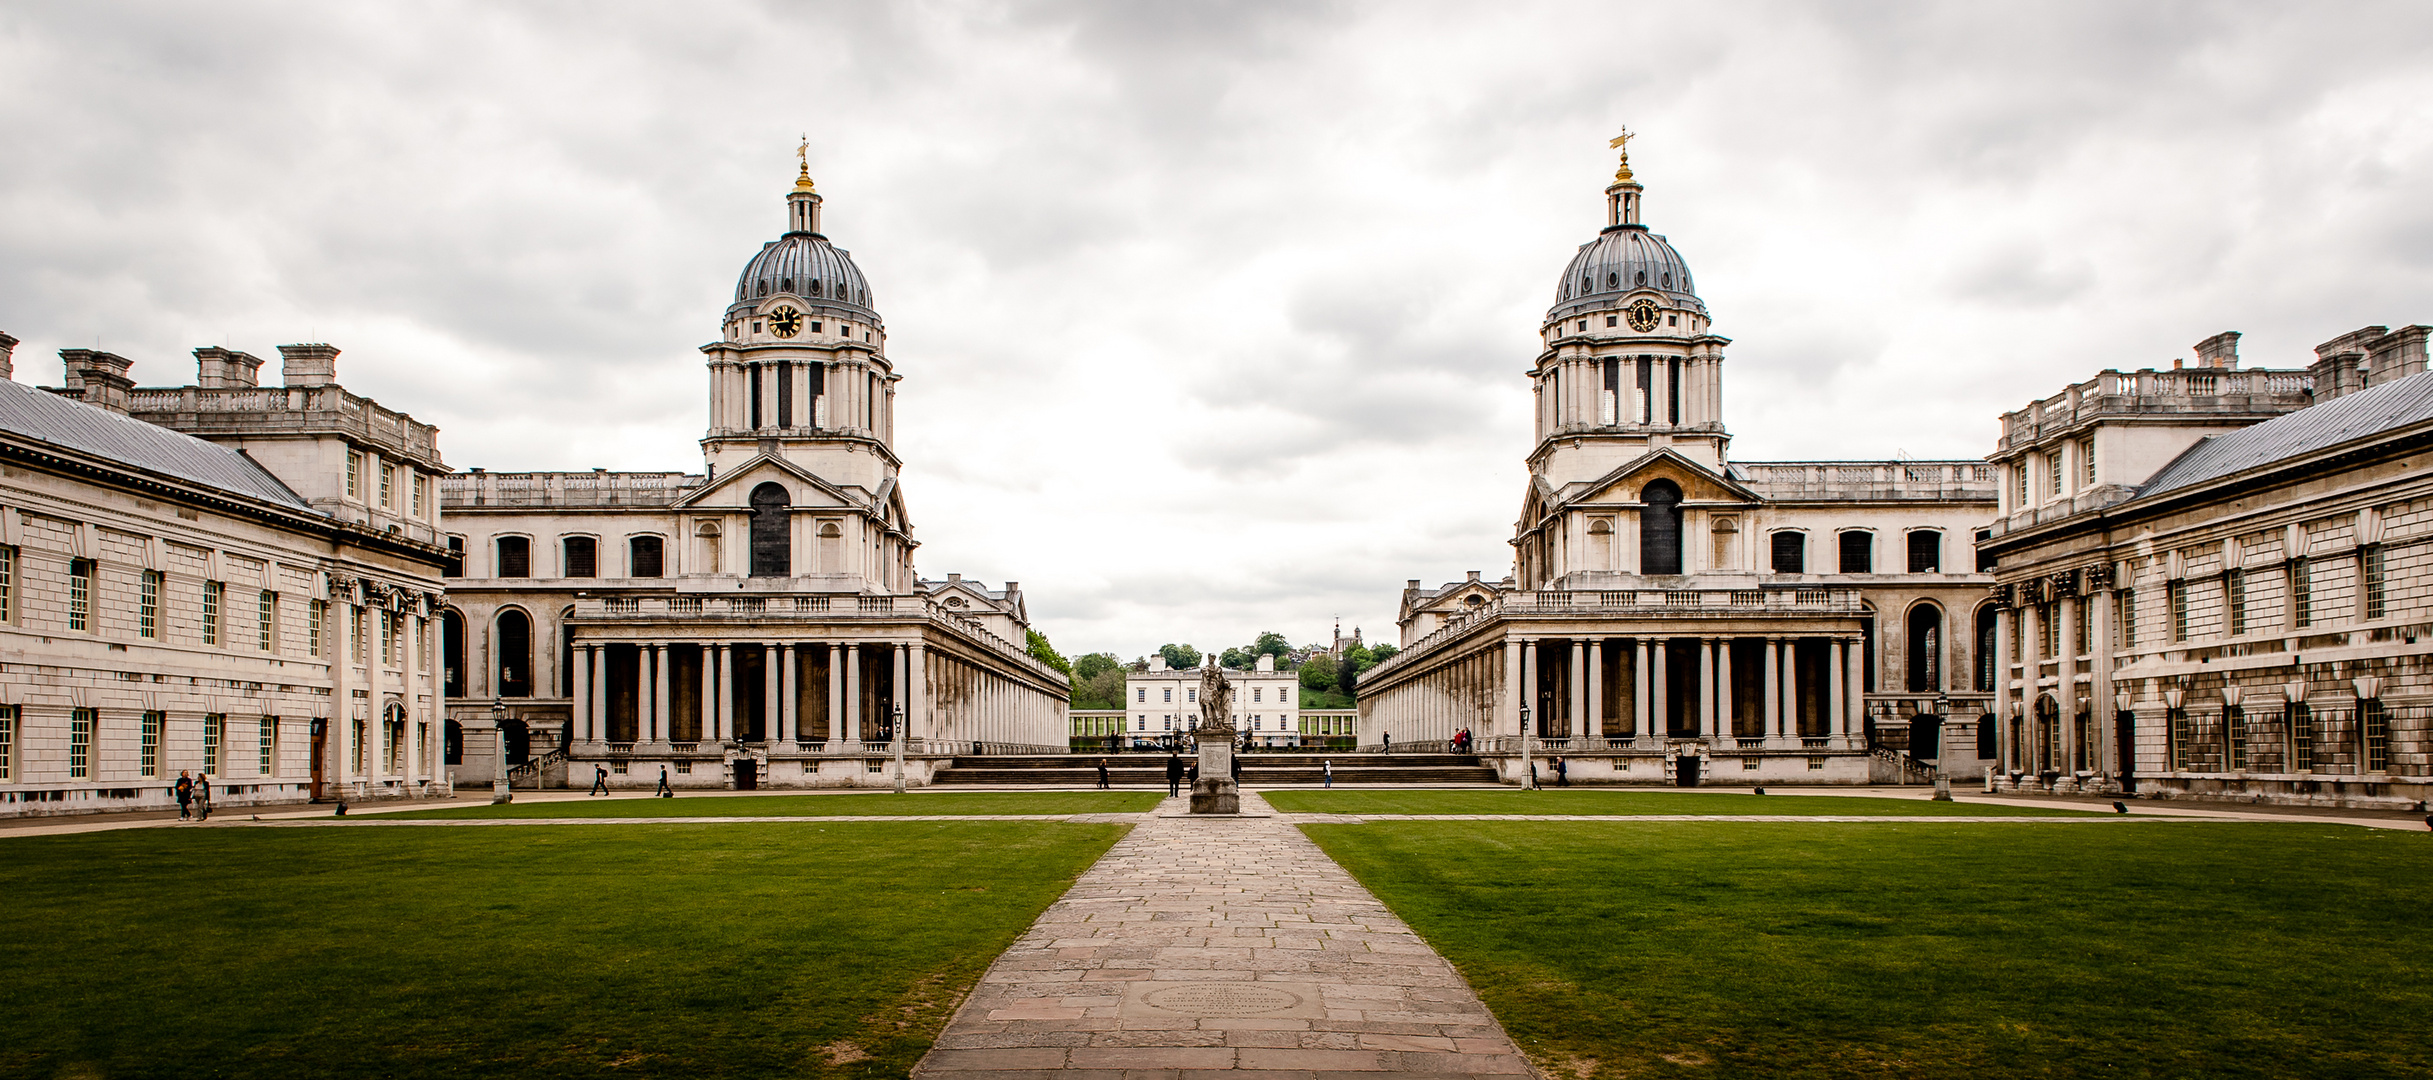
[387,790,1162,819]
[1303,820,2433,1080]
[1263,788,2095,816]
[0,821,1126,1079]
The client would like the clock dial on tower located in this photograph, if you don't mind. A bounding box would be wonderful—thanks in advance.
[768,305,804,338]
[1626,298,1660,332]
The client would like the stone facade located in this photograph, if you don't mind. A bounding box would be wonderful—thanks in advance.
[440,170,1068,791]
[0,339,451,816]
[1359,145,1997,785]
[1119,655,1300,747]
[1981,324,2433,808]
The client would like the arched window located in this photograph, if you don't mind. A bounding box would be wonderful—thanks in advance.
[1838,530,1873,573]
[1638,480,1682,575]
[628,535,664,578]
[1588,518,1614,570]
[562,536,597,578]
[441,610,466,698]
[497,609,532,698]
[1974,605,1998,692]
[818,521,843,572]
[696,522,722,575]
[1770,531,1807,574]
[1908,530,1944,573]
[749,482,791,577]
[1907,604,1943,692]
[495,536,530,578]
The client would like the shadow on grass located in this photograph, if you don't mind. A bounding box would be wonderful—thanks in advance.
[0,821,1126,1079]
[1262,788,2094,816]
[386,791,1164,819]
[1304,820,2433,1080]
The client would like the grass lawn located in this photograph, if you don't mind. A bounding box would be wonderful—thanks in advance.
[1263,788,2095,816]
[388,790,1163,819]
[0,820,1126,1079]
[1303,820,2433,1080]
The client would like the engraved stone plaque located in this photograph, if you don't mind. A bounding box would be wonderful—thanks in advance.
[1141,984,1303,1017]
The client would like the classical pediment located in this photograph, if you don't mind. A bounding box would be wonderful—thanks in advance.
[673,454,865,511]
[1561,449,1760,509]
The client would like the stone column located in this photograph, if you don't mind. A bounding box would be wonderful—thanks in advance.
[590,644,609,742]
[1718,639,1736,740]
[697,645,714,743]
[572,645,592,742]
[844,643,861,744]
[827,643,845,743]
[1782,639,1800,739]
[1501,637,1523,738]
[2090,589,2116,776]
[762,643,781,743]
[2056,595,2079,770]
[1763,636,1782,741]
[1633,638,1652,745]
[1698,637,1717,740]
[1994,607,2016,770]
[653,645,671,742]
[1829,638,1847,743]
[1652,639,1670,740]
[908,641,927,743]
[715,644,733,742]
[1517,638,1535,737]
[779,643,796,744]
[1585,639,1603,743]
[1845,635,1866,748]
[1567,639,1586,740]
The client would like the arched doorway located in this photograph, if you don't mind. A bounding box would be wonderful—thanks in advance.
[444,719,464,765]
[1639,480,1682,575]
[383,702,408,775]
[1909,713,1941,761]
[1906,604,1943,692]
[441,610,467,698]
[496,609,533,697]
[500,716,531,767]
[1973,605,1997,691]
[750,482,791,577]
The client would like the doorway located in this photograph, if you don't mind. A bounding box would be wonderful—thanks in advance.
[1909,715,1941,761]
[1675,754,1701,787]
[310,719,327,801]
[2115,710,2137,793]
[734,757,758,791]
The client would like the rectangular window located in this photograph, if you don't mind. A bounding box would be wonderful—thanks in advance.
[2048,452,2063,500]
[2039,603,2057,659]
[1906,531,1941,573]
[497,537,530,578]
[2119,588,2138,649]
[412,474,426,517]
[2363,544,2386,620]
[563,537,597,578]
[2081,437,2096,487]
[2226,569,2246,635]
[2291,557,2312,628]
[140,570,162,638]
[1253,687,1263,703]
[2168,708,2190,771]
[1162,688,1171,703]
[2075,601,2090,658]
[202,580,223,646]
[379,463,394,509]
[380,611,395,666]
[0,544,14,623]
[70,708,94,778]
[260,716,277,775]
[2226,706,2246,771]
[2013,464,2028,506]
[2290,703,2313,771]
[258,590,276,651]
[444,535,464,579]
[0,705,13,780]
[69,558,94,631]
[309,599,325,656]
[203,713,222,773]
[346,451,359,498]
[2362,699,2388,772]
[1136,688,1145,703]
[353,606,366,663]
[1838,531,1872,573]
[777,360,794,427]
[141,710,162,777]
[2168,580,2189,642]
[629,536,664,578]
[1771,532,1806,573]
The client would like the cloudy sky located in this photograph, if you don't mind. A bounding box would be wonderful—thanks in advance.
[4,1,2430,661]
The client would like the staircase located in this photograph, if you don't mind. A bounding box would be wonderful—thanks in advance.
[931,752,1499,786]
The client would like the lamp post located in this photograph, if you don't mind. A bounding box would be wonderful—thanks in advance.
[892,700,907,794]
[490,699,513,805]
[1519,704,1533,791]
[1930,691,1953,801]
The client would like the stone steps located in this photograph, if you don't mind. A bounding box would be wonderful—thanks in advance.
[932,752,1499,786]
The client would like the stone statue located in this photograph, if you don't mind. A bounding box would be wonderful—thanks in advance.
[1189,662,1240,814]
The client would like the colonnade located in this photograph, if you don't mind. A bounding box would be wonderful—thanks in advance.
[571,639,924,746]
[1992,590,2118,776]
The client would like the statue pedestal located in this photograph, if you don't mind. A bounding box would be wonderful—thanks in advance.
[1190,729,1238,814]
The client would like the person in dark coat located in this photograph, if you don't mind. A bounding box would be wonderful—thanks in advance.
[1164,754,1183,796]
[588,765,609,796]
[1096,759,1110,789]
[193,774,214,821]
[174,770,194,820]
[656,765,674,797]
[1555,755,1569,787]
[1187,761,1199,784]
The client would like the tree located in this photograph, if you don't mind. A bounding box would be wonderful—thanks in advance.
[1026,628,1071,675]
[1298,653,1338,691]
[1072,652,1122,681]
[1253,631,1292,661]
[1368,643,1398,665]
[1337,651,1359,699]
[1067,651,1127,710]
[1218,647,1253,670]
[1159,643,1201,670]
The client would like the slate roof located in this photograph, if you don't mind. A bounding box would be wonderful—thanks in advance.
[2138,370,2433,499]
[0,379,316,513]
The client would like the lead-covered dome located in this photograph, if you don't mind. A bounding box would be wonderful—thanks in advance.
[734,233,877,317]
[1547,226,1703,325]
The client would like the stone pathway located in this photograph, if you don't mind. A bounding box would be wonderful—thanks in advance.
[911,791,1536,1080]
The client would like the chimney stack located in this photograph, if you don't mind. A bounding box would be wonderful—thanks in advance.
[0,331,17,380]
[2311,326,2385,403]
[57,349,136,413]
[2194,331,2241,370]
[194,346,265,388]
[2365,325,2430,386]
[279,342,339,387]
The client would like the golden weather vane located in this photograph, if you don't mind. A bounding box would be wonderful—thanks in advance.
[1609,126,1635,183]
[795,133,815,191]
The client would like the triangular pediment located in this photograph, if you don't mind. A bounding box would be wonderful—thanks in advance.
[674,454,864,511]
[1563,449,1760,510]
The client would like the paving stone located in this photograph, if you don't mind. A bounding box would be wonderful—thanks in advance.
[912,794,1536,1080]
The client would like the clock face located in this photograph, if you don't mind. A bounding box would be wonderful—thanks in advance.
[1626,299,1661,332]
[767,305,804,338]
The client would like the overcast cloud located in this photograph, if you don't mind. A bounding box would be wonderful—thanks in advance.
[4,1,2431,661]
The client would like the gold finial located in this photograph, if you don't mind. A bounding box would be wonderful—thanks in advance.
[794,133,816,192]
[1609,126,1635,183]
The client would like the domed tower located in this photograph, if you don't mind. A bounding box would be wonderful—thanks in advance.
[1530,132,1731,486]
[700,158,896,493]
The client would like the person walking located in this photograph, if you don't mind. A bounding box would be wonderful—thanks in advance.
[173,770,194,820]
[1528,761,1540,790]
[1323,760,1334,788]
[589,764,609,796]
[1165,754,1184,797]
[656,765,674,798]
[1096,759,1110,790]
[194,774,214,821]
[1382,731,1392,754]
[1555,755,1569,787]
